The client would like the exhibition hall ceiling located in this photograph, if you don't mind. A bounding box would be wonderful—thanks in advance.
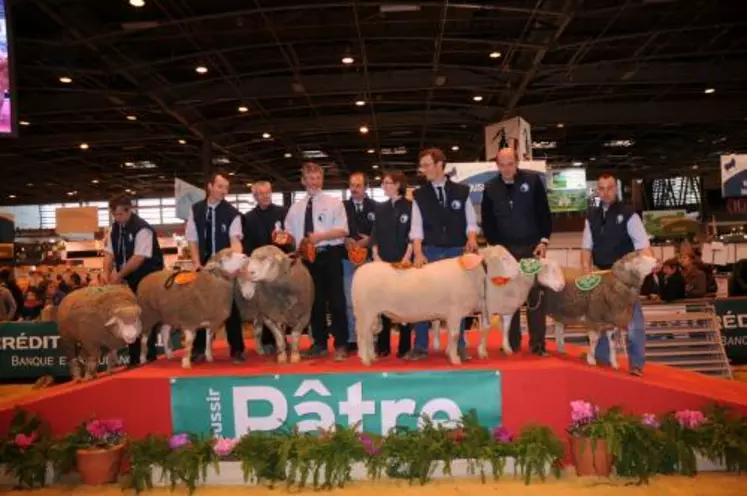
[2,0,747,203]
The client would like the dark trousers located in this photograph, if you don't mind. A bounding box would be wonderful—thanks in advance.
[261,325,275,346]
[506,244,547,353]
[305,245,348,350]
[377,316,411,356]
[192,301,245,356]
[126,278,158,365]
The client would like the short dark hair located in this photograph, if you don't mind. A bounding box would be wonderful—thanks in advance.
[598,172,617,182]
[350,171,368,185]
[71,273,82,286]
[109,194,133,211]
[383,170,407,196]
[662,258,679,269]
[208,170,230,186]
[419,148,447,168]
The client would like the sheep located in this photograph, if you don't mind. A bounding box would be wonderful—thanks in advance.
[546,252,659,369]
[240,245,314,364]
[475,245,566,359]
[57,285,142,381]
[137,248,250,369]
[0,285,17,322]
[352,251,492,366]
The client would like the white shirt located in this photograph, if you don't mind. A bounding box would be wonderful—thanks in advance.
[104,226,154,265]
[581,207,650,251]
[285,192,348,247]
[185,201,243,246]
[409,181,479,241]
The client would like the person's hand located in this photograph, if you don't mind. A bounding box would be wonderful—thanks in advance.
[465,238,478,253]
[109,272,122,285]
[414,252,427,268]
[356,235,370,248]
[533,242,547,258]
[308,233,322,245]
[400,255,412,266]
[373,253,382,262]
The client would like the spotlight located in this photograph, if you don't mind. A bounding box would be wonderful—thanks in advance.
[451,145,460,151]
[59,76,72,84]
[91,179,100,184]
[473,95,483,102]
[130,0,145,6]
[126,115,137,121]
[195,66,208,74]
[342,56,355,65]
[355,100,366,107]
[238,106,249,113]
[705,88,715,94]
[19,121,30,126]
[489,51,502,58]
[359,125,369,134]
[284,152,292,158]
[367,149,375,154]
[262,132,272,139]
[557,123,565,128]
[178,139,186,144]
[79,143,89,150]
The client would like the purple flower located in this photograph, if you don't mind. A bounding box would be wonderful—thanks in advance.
[570,400,597,425]
[492,426,513,443]
[169,433,191,450]
[642,413,660,429]
[675,410,706,429]
[359,434,380,456]
[213,437,239,457]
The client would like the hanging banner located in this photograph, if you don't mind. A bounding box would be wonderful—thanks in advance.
[171,370,502,437]
[721,154,747,199]
[175,178,206,221]
[484,116,532,162]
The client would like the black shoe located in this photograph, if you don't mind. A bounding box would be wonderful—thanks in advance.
[231,352,246,364]
[629,367,643,377]
[347,342,358,353]
[190,353,206,364]
[301,345,328,358]
[377,350,391,358]
[532,348,549,357]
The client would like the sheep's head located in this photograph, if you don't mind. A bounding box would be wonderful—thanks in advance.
[481,245,520,285]
[204,248,249,278]
[236,267,258,301]
[246,245,293,283]
[536,258,565,292]
[105,304,142,344]
[612,252,659,288]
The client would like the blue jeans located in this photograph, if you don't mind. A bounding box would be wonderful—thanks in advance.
[594,300,646,369]
[342,258,357,343]
[413,245,468,352]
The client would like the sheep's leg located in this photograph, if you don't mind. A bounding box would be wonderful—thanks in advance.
[554,322,566,354]
[477,315,491,360]
[501,314,514,355]
[139,329,150,366]
[432,320,441,351]
[252,319,265,356]
[60,338,81,381]
[83,355,98,381]
[160,325,173,359]
[607,329,619,370]
[587,331,599,366]
[264,319,288,363]
[181,330,195,369]
[357,313,377,366]
[205,328,214,363]
[288,319,307,364]
[445,316,462,365]
[106,350,118,374]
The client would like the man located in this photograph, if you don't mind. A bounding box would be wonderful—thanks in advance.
[242,180,291,353]
[581,172,653,376]
[103,194,164,365]
[342,172,377,352]
[284,162,349,360]
[409,148,479,361]
[186,171,246,364]
[481,147,552,356]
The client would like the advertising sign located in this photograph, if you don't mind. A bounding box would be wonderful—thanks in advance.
[547,168,587,213]
[484,117,532,162]
[171,370,502,437]
[712,298,747,364]
[642,210,698,237]
[721,154,747,198]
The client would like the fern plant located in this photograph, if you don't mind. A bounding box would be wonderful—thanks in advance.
[696,404,747,473]
[512,425,563,485]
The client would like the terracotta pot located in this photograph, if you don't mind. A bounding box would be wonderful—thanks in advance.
[569,436,613,477]
[76,443,125,485]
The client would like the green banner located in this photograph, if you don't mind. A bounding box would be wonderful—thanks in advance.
[0,322,181,379]
[171,370,502,437]
[711,299,747,364]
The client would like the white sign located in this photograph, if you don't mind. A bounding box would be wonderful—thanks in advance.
[721,154,747,198]
[484,117,532,162]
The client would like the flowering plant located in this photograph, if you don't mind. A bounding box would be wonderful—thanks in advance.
[675,409,707,429]
[213,437,239,458]
[0,408,52,489]
[567,400,599,436]
[79,418,126,449]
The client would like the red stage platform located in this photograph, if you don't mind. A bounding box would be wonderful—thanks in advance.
[1,332,746,440]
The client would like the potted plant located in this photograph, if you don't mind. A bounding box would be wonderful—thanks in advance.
[74,418,127,485]
[567,400,615,476]
[0,408,52,488]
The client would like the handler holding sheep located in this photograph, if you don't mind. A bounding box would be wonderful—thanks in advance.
[581,172,654,377]
[408,148,479,362]
[481,147,553,356]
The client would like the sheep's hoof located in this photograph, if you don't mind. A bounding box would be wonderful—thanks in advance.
[448,354,462,366]
[181,358,192,369]
[610,360,620,370]
[361,357,372,366]
[71,377,83,385]
[586,354,597,366]
[165,350,174,360]
[205,354,214,363]
[290,352,301,364]
[255,347,266,356]
[277,352,288,364]
[502,346,513,356]
[477,347,488,360]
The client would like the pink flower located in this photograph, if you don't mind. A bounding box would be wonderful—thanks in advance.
[642,413,659,429]
[359,434,381,456]
[213,437,239,457]
[675,410,706,429]
[169,433,191,450]
[14,432,37,449]
[570,400,597,425]
[492,426,513,443]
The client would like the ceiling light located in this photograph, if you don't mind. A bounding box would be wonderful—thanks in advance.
[284,152,292,158]
[341,56,355,65]
[67,191,76,196]
[124,161,135,167]
[79,143,89,150]
[91,179,99,184]
[556,123,565,128]
[178,139,186,144]
[355,100,366,106]
[131,190,137,195]
[19,120,30,126]
[129,0,145,6]
[451,145,460,151]
[572,161,584,167]
[59,76,72,84]
[704,88,715,94]
[473,95,483,102]
[26,183,33,187]
[372,164,379,169]
[532,140,557,149]
[126,115,137,121]
[195,66,208,74]
[374,175,381,181]
[8,194,16,199]
[246,182,253,188]
[238,106,249,113]
[489,51,502,58]
[603,139,635,148]
[359,125,369,134]
[262,132,271,139]
[228,172,235,176]
[692,164,699,170]
[367,149,375,154]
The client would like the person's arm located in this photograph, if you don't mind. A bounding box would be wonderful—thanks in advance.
[409,200,426,265]
[464,197,479,251]
[480,188,498,245]
[627,213,654,258]
[311,200,348,242]
[102,233,114,283]
[185,210,201,268]
[580,219,594,273]
[114,229,152,280]
[534,176,552,246]
[229,215,243,253]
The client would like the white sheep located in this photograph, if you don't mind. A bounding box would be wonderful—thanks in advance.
[240,245,314,363]
[136,249,250,369]
[546,252,659,369]
[57,285,142,381]
[476,245,566,358]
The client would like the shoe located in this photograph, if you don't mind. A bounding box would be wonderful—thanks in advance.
[458,349,472,362]
[190,353,206,364]
[231,352,246,364]
[404,349,428,361]
[532,348,549,357]
[301,345,328,358]
[262,344,276,355]
[629,367,643,377]
[377,350,391,358]
[347,342,358,353]
[334,348,348,361]
[396,350,410,359]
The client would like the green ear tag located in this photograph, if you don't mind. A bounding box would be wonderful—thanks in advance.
[575,274,602,291]
[519,258,542,276]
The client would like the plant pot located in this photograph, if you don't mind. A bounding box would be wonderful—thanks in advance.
[75,444,125,485]
[569,436,613,477]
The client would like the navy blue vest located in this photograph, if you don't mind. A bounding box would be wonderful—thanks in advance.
[343,196,377,240]
[110,213,164,289]
[192,200,241,265]
[242,204,289,255]
[373,198,412,262]
[413,180,469,247]
[483,170,543,248]
[588,202,635,270]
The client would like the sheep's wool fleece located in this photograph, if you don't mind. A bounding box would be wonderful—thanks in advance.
[234,281,260,322]
[137,269,233,331]
[485,274,535,316]
[546,267,638,330]
[254,259,314,326]
[57,285,137,346]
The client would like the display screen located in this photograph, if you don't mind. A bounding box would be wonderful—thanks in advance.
[548,168,588,212]
[0,0,15,136]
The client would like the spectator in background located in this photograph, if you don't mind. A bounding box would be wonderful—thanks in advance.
[659,258,686,302]
[0,268,24,321]
[680,252,707,298]
[640,265,663,299]
[729,258,747,297]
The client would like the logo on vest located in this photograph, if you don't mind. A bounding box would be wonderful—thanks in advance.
[520,182,529,193]
[450,199,462,210]
[221,223,227,233]
[367,211,375,221]
[128,233,133,242]
[616,214,624,224]
[399,214,409,224]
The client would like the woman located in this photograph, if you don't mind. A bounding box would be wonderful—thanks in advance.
[679,252,707,299]
[370,170,413,358]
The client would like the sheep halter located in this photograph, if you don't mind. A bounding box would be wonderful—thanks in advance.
[519,258,542,276]
[575,274,603,291]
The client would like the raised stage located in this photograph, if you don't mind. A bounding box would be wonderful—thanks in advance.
[1,331,746,440]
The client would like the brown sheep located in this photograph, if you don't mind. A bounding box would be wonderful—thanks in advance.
[136,249,250,369]
[57,285,142,381]
[239,245,314,363]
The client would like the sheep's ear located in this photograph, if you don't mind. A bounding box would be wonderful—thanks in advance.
[204,260,218,272]
[280,254,293,274]
[458,253,484,271]
[105,316,117,327]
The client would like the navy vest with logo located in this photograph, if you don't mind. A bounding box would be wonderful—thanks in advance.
[413,180,469,247]
[242,204,288,255]
[193,200,241,265]
[588,202,635,270]
[483,170,543,248]
[111,213,164,289]
[374,198,413,262]
[343,196,376,240]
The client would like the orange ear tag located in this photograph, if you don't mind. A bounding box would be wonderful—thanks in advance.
[491,276,511,286]
[174,272,198,285]
[458,253,484,270]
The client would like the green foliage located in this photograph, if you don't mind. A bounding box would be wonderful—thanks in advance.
[696,404,747,473]
[658,412,699,476]
[233,431,288,487]
[513,425,564,485]
[0,408,52,489]
[160,435,218,495]
[125,435,171,493]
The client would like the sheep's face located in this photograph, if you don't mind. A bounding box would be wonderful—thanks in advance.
[236,269,258,301]
[537,258,565,292]
[481,245,520,282]
[613,252,659,287]
[246,245,291,283]
[206,249,248,277]
[106,304,142,344]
